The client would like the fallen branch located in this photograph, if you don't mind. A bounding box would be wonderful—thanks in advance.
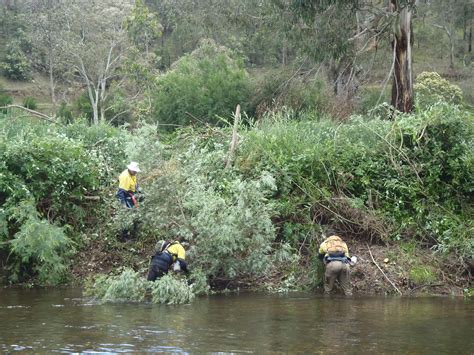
[185,111,208,126]
[367,243,402,295]
[0,105,59,124]
[83,196,101,201]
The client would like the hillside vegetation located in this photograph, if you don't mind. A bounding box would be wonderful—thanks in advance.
[0,1,472,297]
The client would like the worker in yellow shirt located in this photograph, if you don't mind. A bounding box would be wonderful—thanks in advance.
[116,162,141,208]
[318,231,356,296]
[147,240,189,281]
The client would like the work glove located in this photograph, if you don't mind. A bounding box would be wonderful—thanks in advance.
[349,256,358,266]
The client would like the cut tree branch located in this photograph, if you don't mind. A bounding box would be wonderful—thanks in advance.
[0,105,59,124]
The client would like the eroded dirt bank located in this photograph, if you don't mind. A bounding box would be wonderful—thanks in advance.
[70,234,471,296]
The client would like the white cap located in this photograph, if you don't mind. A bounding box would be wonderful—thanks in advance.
[127,161,140,172]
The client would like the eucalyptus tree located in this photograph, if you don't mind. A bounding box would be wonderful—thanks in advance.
[124,0,161,57]
[63,0,134,125]
[24,0,68,107]
[389,0,416,113]
[150,0,292,67]
[280,0,361,99]
[429,0,473,68]
[282,0,417,112]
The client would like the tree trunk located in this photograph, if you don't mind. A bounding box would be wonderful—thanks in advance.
[145,30,149,56]
[86,85,99,125]
[99,78,106,123]
[433,24,455,69]
[48,56,56,108]
[449,33,455,69]
[469,24,472,53]
[282,42,287,66]
[329,59,358,102]
[390,0,414,113]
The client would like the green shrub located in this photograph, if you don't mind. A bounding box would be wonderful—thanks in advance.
[409,265,437,285]
[74,91,93,120]
[0,92,13,113]
[184,173,277,279]
[122,123,164,172]
[86,268,148,303]
[250,68,329,116]
[236,105,473,257]
[7,199,73,285]
[356,86,390,114]
[64,121,129,178]
[2,133,103,222]
[414,72,463,109]
[151,274,195,304]
[187,269,210,296]
[140,147,278,280]
[56,102,74,124]
[152,39,251,128]
[85,269,195,304]
[1,41,31,80]
[22,96,37,110]
[0,115,111,285]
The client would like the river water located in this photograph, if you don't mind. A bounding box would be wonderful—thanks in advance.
[0,288,472,353]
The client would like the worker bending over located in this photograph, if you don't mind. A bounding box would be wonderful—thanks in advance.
[147,240,189,281]
[318,232,355,296]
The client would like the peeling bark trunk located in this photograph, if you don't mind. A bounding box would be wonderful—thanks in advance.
[390,0,414,113]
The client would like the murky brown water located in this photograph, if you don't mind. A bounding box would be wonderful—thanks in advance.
[0,288,472,353]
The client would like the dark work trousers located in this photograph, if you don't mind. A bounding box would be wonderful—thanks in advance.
[147,252,173,281]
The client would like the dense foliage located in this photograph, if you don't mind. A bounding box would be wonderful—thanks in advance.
[85,269,195,304]
[0,0,472,293]
[152,40,251,127]
[414,72,464,109]
[237,105,473,257]
[1,40,31,80]
[1,94,472,288]
[0,116,127,284]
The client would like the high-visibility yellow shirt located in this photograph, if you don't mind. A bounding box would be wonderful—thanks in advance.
[118,169,137,192]
[166,242,186,262]
[319,235,350,257]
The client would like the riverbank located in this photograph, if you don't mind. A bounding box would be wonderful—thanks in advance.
[70,234,471,297]
[1,104,472,294]
[347,240,469,296]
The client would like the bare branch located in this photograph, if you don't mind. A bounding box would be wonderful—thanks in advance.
[367,243,403,295]
[0,105,60,124]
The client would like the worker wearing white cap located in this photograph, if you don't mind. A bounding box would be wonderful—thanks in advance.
[116,161,141,208]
